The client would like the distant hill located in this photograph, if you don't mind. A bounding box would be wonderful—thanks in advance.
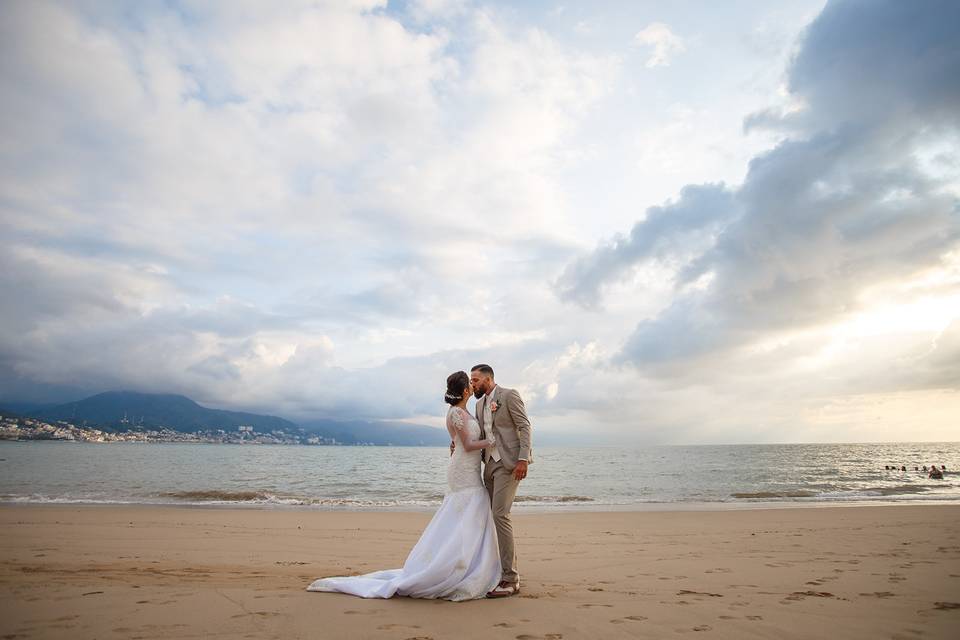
[0,401,57,416]
[24,391,296,433]
[0,390,450,445]
[0,406,22,419]
[299,418,449,446]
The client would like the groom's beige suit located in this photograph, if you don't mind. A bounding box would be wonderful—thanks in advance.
[476,385,532,586]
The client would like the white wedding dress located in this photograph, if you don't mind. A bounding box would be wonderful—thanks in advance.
[306,406,502,600]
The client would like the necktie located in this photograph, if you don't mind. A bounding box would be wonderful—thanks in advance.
[484,395,500,462]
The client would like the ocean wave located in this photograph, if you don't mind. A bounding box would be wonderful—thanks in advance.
[514,495,594,503]
[156,489,595,506]
[161,490,274,502]
[159,490,436,507]
[731,491,817,499]
[860,484,933,496]
[0,495,144,505]
[3,490,959,509]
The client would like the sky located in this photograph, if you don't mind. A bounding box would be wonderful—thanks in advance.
[1,0,958,444]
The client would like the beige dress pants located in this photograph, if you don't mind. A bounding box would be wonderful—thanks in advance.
[483,458,520,585]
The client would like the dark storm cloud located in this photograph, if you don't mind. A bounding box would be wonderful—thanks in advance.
[560,0,960,378]
[555,184,740,309]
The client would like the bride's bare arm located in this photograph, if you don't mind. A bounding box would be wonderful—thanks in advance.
[447,408,494,452]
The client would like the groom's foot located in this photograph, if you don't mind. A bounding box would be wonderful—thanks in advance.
[486,581,520,598]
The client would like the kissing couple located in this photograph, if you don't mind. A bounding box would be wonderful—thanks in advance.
[307,364,533,600]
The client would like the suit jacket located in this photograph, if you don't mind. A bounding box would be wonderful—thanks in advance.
[475,385,533,470]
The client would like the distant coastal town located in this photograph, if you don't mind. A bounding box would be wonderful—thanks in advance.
[0,415,355,445]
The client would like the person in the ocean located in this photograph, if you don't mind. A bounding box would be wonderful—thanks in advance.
[929,465,944,479]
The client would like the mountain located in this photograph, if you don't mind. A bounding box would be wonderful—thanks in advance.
[0,401,58,416]
[299,418,449,446]
[0,405,23,419]
[3,390,450,445]
[25,391,296,433]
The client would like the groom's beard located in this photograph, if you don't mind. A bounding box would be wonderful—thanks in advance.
[473,389,484,399]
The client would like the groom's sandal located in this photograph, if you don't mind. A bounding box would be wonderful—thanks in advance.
[486,581,520,598]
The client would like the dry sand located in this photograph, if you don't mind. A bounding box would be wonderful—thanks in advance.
[1,504,958,639]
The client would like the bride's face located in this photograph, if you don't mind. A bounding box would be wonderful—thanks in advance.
[463,380,474,401]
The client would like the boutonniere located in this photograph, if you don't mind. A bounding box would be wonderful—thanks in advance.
[490,400,500,412]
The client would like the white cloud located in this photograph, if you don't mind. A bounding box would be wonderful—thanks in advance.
[557,0,960,439]
[634,22,686,68]
[4,0,953,444]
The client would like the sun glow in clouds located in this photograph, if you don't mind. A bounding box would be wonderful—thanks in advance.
[0,0,957,443]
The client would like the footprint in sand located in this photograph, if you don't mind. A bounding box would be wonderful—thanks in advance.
[692,625,712,631]
[378,624,421,631]
[678,590,724,598]
[610,615,647,624]
[494,622,516,628]
[577,604,612,609]
[745,615,763,621]
[704,568,732,574]
[933,602,960,610]
[781,591,838,604]
[344,609,384,615]
[859,592,895,598]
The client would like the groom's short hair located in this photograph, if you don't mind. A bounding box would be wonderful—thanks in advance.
[471,364,494,378]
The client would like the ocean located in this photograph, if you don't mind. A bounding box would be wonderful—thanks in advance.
[1,441,958,510]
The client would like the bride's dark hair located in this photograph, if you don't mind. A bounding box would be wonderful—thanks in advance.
[444,371,469,405]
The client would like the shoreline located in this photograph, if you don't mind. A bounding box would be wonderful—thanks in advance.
[3,496,960,514]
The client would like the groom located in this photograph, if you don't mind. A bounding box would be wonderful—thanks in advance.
[470,364,532,598]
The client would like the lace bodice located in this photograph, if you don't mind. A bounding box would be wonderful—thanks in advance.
[446,406,484,493]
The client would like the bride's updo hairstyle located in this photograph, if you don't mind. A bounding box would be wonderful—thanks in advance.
[444,371,469,405]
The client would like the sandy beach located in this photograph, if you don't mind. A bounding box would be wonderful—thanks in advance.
[1,504,958,639]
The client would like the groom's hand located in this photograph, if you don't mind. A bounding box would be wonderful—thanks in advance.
[513,460,528,481]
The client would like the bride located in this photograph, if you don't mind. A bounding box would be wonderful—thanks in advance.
[306,371,502,600]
